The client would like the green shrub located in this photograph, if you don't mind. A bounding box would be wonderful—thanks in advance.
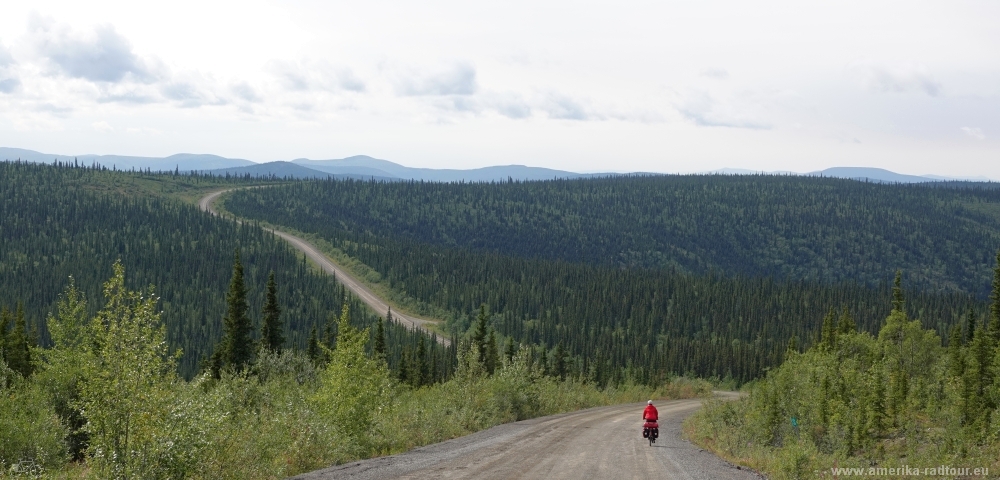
[0,380,68,473]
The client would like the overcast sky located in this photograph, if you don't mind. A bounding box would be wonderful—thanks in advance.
[0,1,997,176]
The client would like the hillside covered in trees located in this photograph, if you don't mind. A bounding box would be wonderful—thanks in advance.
[224,176,998,383]
[0,161,446,377]
[225,175,1000,296]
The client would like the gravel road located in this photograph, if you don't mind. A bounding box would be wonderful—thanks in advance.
[198,189,448,345]
[292,395,760,480]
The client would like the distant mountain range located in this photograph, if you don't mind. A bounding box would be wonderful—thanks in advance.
[2,147,993,183]
[0,147,254,171]
[711,166,992,183]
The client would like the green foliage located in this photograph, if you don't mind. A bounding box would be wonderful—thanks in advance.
[688,274,1000,478]
[79,261,199,479]
[4,303,34,379]
[310,304,392,453]
[34,278,92,459]
[260,271,284,353]
[220,250,254,372]
[0,380,69,472]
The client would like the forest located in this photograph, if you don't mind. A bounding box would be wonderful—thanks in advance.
[224,175,1000,295]
[687,268,1000,478]
[0,161,449,378]
[224,177,998,383]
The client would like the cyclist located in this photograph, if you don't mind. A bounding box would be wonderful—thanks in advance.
[643,400,658,421]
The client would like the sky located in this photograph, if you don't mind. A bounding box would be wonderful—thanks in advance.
[0,1,997,177]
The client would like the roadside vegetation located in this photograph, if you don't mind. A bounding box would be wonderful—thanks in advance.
[686,267,1000,479]
[0,262,707,478]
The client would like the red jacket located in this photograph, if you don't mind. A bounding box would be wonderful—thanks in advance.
[643,404,658,421]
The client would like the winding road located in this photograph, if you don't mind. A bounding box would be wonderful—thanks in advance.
[198,189,448,345]
[292,394,758,480]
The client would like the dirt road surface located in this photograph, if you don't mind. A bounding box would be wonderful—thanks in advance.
[198,189,448,345]
[292,395,759,480]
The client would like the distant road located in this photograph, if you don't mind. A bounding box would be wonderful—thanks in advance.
[292,393,759,480]
[198,189,449,346]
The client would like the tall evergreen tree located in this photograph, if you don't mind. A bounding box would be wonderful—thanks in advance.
[966,307,977,344]
[221,250,254,372]
[504,337,516,364]
[374,317,387,360]
[260,271,284,352]
[892,270,905,314]
[472,304,489,367]
[6,303,33,378]
[484,329,499,375]
[398,347,410,384]
[948,324,964,378]
[837,306,857,335]
[821,308,837,350]
[415,335,428,387]
[553,342,567,380]
[538,347,549,376]
[307,325,321,364]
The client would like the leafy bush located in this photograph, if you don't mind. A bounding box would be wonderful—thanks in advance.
[0,380,68,472]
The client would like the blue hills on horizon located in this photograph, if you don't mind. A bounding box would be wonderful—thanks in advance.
[0,147,992,183]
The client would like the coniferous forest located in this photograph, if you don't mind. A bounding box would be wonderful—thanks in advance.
[0,161,449,378]
[224,177,999,383]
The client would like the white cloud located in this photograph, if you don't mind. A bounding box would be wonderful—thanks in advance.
[701,68,729,80]
[676,92,770,130]
[541,93,593,121]
[91,120,113,132]
[27,13,160,83]
[961,126,985,140]
[0,40,20,93]
[267,60,365,93]
[396,63,477,96]
[852,63,942,97]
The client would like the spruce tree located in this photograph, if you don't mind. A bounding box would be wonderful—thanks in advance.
[415,335,428,387]
[821,308,837,350]
[473,304,489,367]
[891,270,905,314]
[7,303,33,378]
[966,307,977,345]
[307,326,321,364]
[323,311,338,350]
[398,347,410,384]
[484,329,499,375]
[948,324,964,378]
[260,271,284,352]
[221,250,254,372]
[504,337,516,364]
[553,342,567,380]
[837,306,856,335]
[374,317,387,360]
[539,347,549,376]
